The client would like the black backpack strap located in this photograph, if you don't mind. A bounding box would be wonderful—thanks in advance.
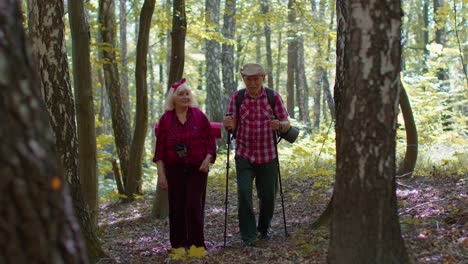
[265,87,276,117]
[235,88,246,117]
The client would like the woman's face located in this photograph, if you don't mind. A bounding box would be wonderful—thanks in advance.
[174,89,191,108]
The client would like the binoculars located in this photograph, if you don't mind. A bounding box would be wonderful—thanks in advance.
[278,126,300,143]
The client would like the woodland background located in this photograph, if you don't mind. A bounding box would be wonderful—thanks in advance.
[0,0,467,263]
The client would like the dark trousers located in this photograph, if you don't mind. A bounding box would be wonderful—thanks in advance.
[166,165,208,249]
[235,157,278,243]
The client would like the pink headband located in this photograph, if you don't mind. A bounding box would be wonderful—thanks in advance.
[171,78,186,91]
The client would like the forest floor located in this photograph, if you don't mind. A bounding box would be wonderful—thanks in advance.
[98,173,467,263]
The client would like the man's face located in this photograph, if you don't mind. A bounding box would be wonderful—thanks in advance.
[243,75,264,93]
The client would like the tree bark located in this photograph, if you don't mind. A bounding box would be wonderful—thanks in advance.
[28,0,106,260]
[167,0,186,88]
[205,0,223,122]
[222,0,237,101]
[126,0,156,198]
[329,1,410,262]
[67,0,99,228]
[0,2,88,262]
[295,35,311,129]
[286,0,297,118]
[99,0,132,192]
[153,0,187,219]
[262,0,274,88]
[397,81,418,177]
[119,0,130,114]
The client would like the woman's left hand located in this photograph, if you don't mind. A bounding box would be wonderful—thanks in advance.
[199,155,212,173]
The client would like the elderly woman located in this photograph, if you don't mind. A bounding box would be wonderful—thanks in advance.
[153,78,216,251]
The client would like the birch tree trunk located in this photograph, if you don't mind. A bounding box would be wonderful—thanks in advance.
[0,2,88,262]
[329,1,410,262]
[27,0,106,260]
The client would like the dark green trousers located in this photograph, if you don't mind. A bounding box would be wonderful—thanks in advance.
[235,157,278,244]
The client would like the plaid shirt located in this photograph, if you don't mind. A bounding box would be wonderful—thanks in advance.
[226,87,289,164]
[153,107,217,167]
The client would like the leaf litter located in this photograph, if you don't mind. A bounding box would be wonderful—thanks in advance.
[97,174,467,263]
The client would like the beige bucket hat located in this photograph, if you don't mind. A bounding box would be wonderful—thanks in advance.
[240,63,267,76]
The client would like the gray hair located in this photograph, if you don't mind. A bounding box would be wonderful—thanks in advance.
[164,82,198,111]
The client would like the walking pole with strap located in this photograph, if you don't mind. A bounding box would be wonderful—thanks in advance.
[271,116,288,237]
[224,115,233,248]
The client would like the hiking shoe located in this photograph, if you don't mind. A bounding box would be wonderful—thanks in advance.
[242,240,256,247]
[258,232,271,241]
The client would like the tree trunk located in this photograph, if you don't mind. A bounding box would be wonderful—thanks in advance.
[99,0,132,191]
[423,0,430,61]
[286,0,297,118]
[28,0,106,260]
[329,1,410,262]
[0,2,88,261]
[262,0,274,88]
[222,0,237,101]
[126,0,156,198]
[149,51,156,149]
[397,81,418,177]
[119,0,130,114]
[295,36,311,129]
[221,0,237,143]
[153,0,187,219]
[205,0,223,122]
[167,0,186,88]
[67,0,99,228]
[275,31,282,92]
[433,0,449,81]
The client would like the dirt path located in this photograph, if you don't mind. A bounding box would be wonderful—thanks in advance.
[98,175,466,263]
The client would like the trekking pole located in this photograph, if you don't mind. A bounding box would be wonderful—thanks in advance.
[224,114,233,248]
[271,117,288,237]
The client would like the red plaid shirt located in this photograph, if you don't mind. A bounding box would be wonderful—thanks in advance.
[226,87,289,164]
[153,108,217,167]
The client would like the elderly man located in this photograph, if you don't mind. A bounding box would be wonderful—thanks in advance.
[223,63,291,247]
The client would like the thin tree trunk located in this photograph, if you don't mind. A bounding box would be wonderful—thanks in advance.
[397,81,418,177]
[286,0,297,117]
[167,0,186,87]
[262,0,274,88]
[205,0,223,122]
[67,0,99,228]
[275,31,282,91]
[296,36,311,128]
[126,0,156,198]
[0,2,88,261]
[153,0,187,219]
[222,0,237,102]
[119,0,130,114]
[99,0,132,191]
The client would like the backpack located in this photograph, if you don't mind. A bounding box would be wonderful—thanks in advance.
[232,87,276,138]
